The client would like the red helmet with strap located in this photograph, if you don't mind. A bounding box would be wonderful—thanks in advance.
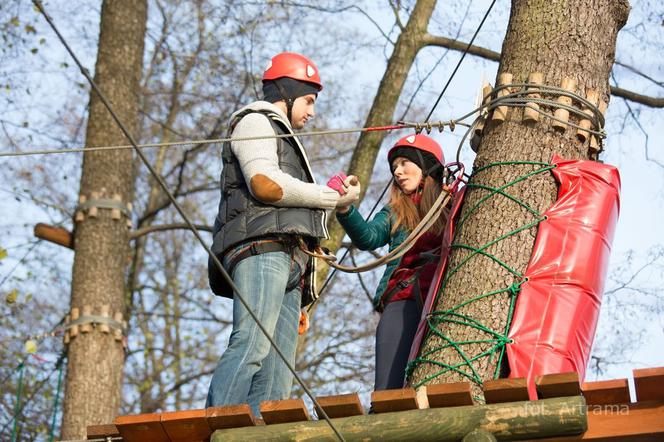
[262,52,323,90]
[388,133,443,164]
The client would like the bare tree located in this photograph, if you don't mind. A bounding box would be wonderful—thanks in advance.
[60,0,147,438]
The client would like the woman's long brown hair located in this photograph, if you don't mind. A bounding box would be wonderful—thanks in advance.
[389,175,448,235]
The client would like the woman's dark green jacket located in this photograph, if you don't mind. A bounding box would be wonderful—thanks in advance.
[336,204,407,310]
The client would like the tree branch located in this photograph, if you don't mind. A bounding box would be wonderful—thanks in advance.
[422,34,664,108]
[130,223,213,240]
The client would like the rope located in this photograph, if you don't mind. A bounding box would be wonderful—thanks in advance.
[0,353,66,440]
[32,2,346,440]
[302,189,452,273]
[0,121,464,159]
[10,363,25,442]
[49,358,64,442]
[406,161,554,391]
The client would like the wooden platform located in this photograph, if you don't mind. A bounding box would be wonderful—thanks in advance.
[87,366,664,441]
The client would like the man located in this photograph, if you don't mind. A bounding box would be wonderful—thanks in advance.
[206,52,359,415]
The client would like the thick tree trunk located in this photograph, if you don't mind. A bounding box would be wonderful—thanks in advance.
[60,0,147,439]
[409,0,629,397]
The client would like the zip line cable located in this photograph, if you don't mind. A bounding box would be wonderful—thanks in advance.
[424,0,497,123]
[32,2,346,440]
[314,0,498,304]
[0,123,414,158]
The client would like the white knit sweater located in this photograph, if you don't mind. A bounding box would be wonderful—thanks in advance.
[229,101,339,210]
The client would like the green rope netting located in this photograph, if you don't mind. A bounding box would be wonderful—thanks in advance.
[406,161,555,390]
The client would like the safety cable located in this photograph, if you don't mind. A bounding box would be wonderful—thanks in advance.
[0,123,414,158]
[0,84,606,160]
[314,0,500,302]
[32,2,345,440]
[425,0,497,122]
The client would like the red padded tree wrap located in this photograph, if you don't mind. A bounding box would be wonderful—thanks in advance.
[507,155,621,399]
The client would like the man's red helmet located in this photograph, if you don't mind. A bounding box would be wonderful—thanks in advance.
[262,52,323,91]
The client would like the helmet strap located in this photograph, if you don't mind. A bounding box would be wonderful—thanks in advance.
[415,150,427,175]
[274,81,295,125]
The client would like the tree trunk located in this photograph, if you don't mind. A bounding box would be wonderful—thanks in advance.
[60,0,147,439]
[409,0,629,397]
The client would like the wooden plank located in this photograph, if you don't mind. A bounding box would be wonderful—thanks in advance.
[484,377,530,404]
[315,393,364,418]
[426,381,474,408]
[531,401,664,441]
[86,424,120,440]
[260,398,309,424]
[634,366,664,402]
[536,372,581,399]
[115,412,169,442]
[161,408,211,442]
[206,404,256,430]
[211,396,587,442]
[371,388,418,413]
[582,379,630,405]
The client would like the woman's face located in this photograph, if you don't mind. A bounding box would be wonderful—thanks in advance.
[391,156,423,194]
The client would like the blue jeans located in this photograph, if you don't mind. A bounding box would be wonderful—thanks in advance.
[206,251,302,416]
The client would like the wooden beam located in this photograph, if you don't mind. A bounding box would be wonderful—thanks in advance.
[541,401,664,441]
[161,409,211,442]
[210,396,587,442]
[371,388,419,413]
[536,372,581,399]
[315,393,364,418]
[206,404,256,430]
[86,424,119,440]
[582,379,630,405]
[634,367,664,402]
[34,223,74,249]
[426,382,474,408]
[114,412,169,442]
[260,398,310,424]
[483,378,530,404]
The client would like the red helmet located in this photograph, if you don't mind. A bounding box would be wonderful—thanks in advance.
[262,52,323,91]
[388,133,443,163]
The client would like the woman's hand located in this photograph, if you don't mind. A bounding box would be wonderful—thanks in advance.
[335,175,360,211]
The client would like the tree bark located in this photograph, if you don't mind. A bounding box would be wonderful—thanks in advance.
[60,0,147,439]
[409,0,630,397]
[211,396,587,442]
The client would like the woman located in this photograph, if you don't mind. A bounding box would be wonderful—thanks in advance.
[334,134,448,391]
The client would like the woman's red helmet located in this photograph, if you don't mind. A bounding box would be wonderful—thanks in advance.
[388,134,444,179]
[262,52,323,91]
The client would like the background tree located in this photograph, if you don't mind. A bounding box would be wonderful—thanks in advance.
[59,0,147,438]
